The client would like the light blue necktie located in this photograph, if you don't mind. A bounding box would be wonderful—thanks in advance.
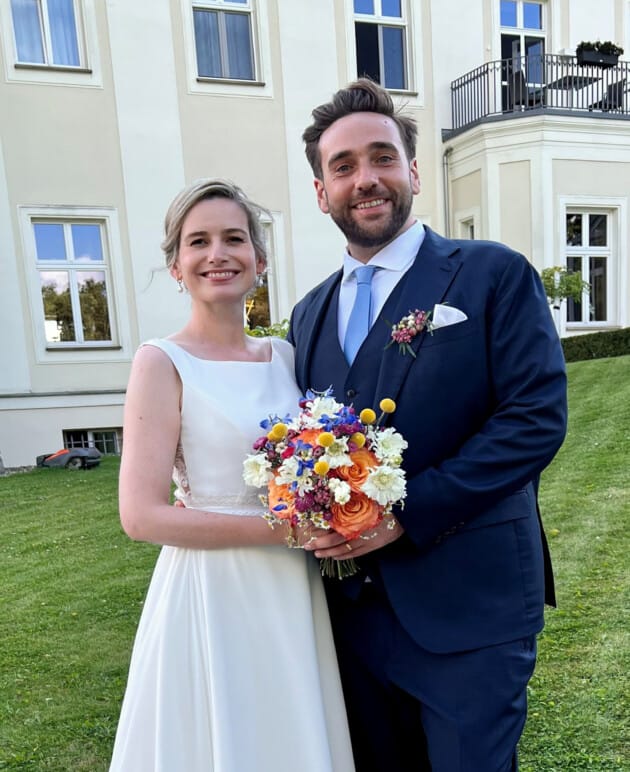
[344,265,377,365]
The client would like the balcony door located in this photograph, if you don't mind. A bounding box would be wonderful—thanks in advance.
[500,1,546,109]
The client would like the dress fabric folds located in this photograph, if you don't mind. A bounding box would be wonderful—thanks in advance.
[109,337,354,772]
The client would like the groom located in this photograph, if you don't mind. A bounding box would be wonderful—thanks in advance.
[287,79,567,771]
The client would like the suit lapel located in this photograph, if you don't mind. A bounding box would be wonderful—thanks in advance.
[294,269,342,391]
[373,228,463,411]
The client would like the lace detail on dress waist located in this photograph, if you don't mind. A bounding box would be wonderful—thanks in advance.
[175,491,266,517]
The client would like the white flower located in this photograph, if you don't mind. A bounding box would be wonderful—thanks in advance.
[373,428,408,464]
[329,478,351,504]
[275,456,301,485]
[322,436,353,469]
[301,396,344,428]
[243,455,273,487]
[361,466,406,506]
[275,456,313,494]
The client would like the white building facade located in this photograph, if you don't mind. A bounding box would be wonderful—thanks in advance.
[1,0,629,467]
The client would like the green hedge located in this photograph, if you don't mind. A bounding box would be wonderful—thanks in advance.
[562,327,630,362]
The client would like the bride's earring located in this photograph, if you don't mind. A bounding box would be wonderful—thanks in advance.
[177,278,184,293]
[255,272,265,288]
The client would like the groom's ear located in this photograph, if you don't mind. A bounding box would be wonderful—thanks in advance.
[314,179,330,215]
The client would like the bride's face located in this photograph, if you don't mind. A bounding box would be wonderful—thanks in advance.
[173,197,262,302]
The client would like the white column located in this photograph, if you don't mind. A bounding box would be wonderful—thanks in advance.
[105,1,186,340]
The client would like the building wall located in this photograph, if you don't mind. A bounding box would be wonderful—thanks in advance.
[499,160,532,258]
[1,0,629,467]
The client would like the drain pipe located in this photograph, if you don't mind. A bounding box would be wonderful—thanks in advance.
[442,146,453,237]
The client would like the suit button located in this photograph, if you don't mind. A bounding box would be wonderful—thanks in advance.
[346,389,356,399]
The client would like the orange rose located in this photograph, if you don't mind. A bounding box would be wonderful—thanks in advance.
[336,447,379,493]
[268,476,295,519]
[296,428,320,447]
[330,492,382,539]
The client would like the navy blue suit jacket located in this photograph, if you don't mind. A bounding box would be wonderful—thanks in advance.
[288,227,567,654]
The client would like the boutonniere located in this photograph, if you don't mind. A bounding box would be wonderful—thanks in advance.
[385,309,434,357]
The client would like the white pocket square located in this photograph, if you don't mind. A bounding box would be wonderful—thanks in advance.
[431,304,468,329]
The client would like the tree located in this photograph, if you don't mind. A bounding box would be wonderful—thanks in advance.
[540,267,590,309]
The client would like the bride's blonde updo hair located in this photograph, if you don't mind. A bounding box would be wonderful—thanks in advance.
[161,178,270,270]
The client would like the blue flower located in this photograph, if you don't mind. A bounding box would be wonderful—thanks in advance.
[260,413,292,430]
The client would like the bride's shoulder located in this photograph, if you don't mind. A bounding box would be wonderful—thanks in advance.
[269,336,295,355]
[132,339,178,370]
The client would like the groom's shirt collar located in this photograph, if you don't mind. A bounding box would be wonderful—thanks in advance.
[341,220,425,280]
[337,221,425,347]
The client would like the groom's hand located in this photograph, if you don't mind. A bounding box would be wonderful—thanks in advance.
[307,519,404,560]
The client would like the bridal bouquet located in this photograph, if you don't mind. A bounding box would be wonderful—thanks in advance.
[243,389,407,579]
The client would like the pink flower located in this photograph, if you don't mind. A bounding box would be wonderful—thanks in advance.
[385,309,434,357]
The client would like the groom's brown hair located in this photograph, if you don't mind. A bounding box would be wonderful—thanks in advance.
[302,78,418,179]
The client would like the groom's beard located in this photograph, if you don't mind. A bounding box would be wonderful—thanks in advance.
[327,184,414,249]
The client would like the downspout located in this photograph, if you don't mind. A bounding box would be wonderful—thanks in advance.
[442,146,453,238]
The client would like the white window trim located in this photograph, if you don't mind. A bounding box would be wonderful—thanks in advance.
[0,0,102,87]
[19,205,132,364]
[181,0,273,98]
[260,210,290,323]
[558,196,627,330]
[455,206,480,240]
[343,0,423,105]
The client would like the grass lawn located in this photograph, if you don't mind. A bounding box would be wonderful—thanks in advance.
[0,355,628,770]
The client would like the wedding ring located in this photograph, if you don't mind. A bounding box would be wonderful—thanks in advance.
[345,543,353,552]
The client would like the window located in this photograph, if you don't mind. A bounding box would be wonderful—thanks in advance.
[32,220,114,346]
[565,211,610,324]
[192,0,255,81]
[245,221,273,329]
[10,0,82,67]
[460,219,475,239]
[64,428,122,455]
[500,0,546,108]
[353,0,408,90]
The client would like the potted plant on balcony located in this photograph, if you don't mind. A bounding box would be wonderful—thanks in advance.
[576,40,624,68]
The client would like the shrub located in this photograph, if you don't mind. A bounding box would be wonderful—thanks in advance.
[562,327,630,362]
[576,40,624,56]
[246,319,290,339]
[540,267,589,307]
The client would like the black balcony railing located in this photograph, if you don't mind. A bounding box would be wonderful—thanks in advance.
[449,54,630,136]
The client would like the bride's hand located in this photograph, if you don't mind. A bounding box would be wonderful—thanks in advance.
[288,523,331,549]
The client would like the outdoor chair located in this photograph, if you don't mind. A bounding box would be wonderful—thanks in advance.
[589,79,627,112]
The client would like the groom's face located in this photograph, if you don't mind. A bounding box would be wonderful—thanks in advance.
[314,112,420,260]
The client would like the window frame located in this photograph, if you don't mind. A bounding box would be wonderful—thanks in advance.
[19,205,132,362]
[0,0,101,87]
[559,198,627,331]
[344,0,421,100]
[182,0,273,97]
[455,206,480,241]
[64,427,122,454]
[32,219,116,347]
[353,0,409,91]
[499,0,547,99]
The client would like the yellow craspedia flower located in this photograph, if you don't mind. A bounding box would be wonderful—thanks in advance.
[317,431,335,447]
[379,398,396,414]
[270,422,288,440]
[359,408,376,425]
[350,432,366,448]
[314,459,330,476]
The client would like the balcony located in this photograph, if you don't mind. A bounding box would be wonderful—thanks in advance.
[446,54,630,139]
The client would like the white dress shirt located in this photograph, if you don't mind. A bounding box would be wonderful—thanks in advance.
[338,221,425,348]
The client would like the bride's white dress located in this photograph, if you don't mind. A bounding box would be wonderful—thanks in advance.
[110,337,354,772]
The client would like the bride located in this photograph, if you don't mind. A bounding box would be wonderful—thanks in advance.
[109,179,354,771]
